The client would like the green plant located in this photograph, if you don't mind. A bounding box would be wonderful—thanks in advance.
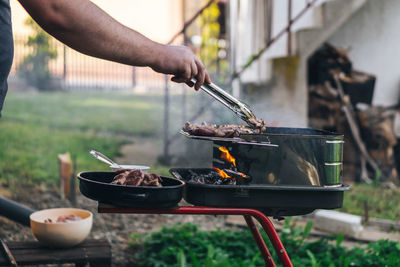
[340,183,400,220]
[198,3,220,69]
[131,221,400,267]
[18,18,58,91]
[130,223,264,267]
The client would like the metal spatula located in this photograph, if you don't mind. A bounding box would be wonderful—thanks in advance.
[191,78,257,124]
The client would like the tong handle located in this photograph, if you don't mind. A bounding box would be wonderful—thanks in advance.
[191,78,256,122]
[89,150,119,167]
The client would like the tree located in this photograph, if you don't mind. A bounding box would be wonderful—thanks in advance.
[18,18,58,91]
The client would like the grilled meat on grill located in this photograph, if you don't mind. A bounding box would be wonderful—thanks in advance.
[111,169,162,187]
[183,122,262,137]
[246,117,267,132]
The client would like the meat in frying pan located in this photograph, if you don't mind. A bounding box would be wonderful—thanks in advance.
[111,169,162,187]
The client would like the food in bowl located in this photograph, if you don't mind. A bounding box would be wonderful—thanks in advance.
[111,169,162,187]
[30,208,92,248]
[44,214,82,223]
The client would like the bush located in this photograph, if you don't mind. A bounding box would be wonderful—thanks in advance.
[17,18,58,91]
[131,219,400,267]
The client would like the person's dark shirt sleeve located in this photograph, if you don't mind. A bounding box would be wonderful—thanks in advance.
[0,0,14,118]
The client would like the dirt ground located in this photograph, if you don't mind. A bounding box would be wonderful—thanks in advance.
[0,137,230,266]
[115,137,162,166]
[0,183,230,266]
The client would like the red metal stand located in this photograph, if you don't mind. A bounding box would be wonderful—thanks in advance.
[98,205,293,267]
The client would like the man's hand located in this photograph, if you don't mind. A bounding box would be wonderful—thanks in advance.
[151,45,211,90]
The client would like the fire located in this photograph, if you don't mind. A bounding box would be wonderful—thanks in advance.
[219,146,236,167]
[238,172,246,178]
[212,167,230,178]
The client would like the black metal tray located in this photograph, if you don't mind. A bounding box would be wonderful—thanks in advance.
[169,168,350,217]
[78,171,184,208]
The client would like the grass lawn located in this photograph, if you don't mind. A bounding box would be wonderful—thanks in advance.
[0,91,192,184]
[3,91,166,136]
[340,183,400,221]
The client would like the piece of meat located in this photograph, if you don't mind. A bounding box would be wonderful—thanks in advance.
[141,173,162,187]
[183,121,264,138]
[125,169,145,186]
[44,215,82,223]
[125,175,144,186]
[56,215,82,223]
[110,172,128,185]
[111,169,163,187]
[246,117,267,132]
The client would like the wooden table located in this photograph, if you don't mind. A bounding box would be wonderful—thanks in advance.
[0,239,111,267]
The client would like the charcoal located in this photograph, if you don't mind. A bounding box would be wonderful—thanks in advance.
[187,170,235,185]
[188,170,205,184]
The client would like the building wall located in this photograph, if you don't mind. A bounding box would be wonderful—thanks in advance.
[328,0,400,106]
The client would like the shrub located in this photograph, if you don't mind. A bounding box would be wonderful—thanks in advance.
[131,219,400,267]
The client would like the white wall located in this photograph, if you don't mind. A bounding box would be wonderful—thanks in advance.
[328,0,400,106]
[229,0,325,85]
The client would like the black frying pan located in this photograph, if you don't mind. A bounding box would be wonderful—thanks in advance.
[77,171,184,208]
[169,168,350,217]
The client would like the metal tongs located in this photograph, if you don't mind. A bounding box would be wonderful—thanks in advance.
[191,78,257,124]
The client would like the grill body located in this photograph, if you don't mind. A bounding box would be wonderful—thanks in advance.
[213,127,343,186]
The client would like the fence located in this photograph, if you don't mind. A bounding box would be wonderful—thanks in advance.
[11,34,166,91]
[10,1,230,165]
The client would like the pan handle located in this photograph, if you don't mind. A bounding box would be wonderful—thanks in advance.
[0,197,35,227]
[121,192,148,199]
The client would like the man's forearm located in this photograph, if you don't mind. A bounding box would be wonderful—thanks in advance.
[18,0,163,68]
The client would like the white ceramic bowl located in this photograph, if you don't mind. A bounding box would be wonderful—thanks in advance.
[110,164,150,173]
[30,208,93,248]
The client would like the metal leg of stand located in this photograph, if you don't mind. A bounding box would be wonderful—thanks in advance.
[243,215,275,267]
[251,213,293,267]
[98,205,293,266]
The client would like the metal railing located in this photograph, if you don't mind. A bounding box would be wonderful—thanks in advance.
[11,34,166,91]
[232,0,320,80]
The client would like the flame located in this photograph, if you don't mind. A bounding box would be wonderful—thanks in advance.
[219,146,236,167]
[213,167,230,178]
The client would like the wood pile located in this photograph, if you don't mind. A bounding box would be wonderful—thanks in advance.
[308,43,399,185]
